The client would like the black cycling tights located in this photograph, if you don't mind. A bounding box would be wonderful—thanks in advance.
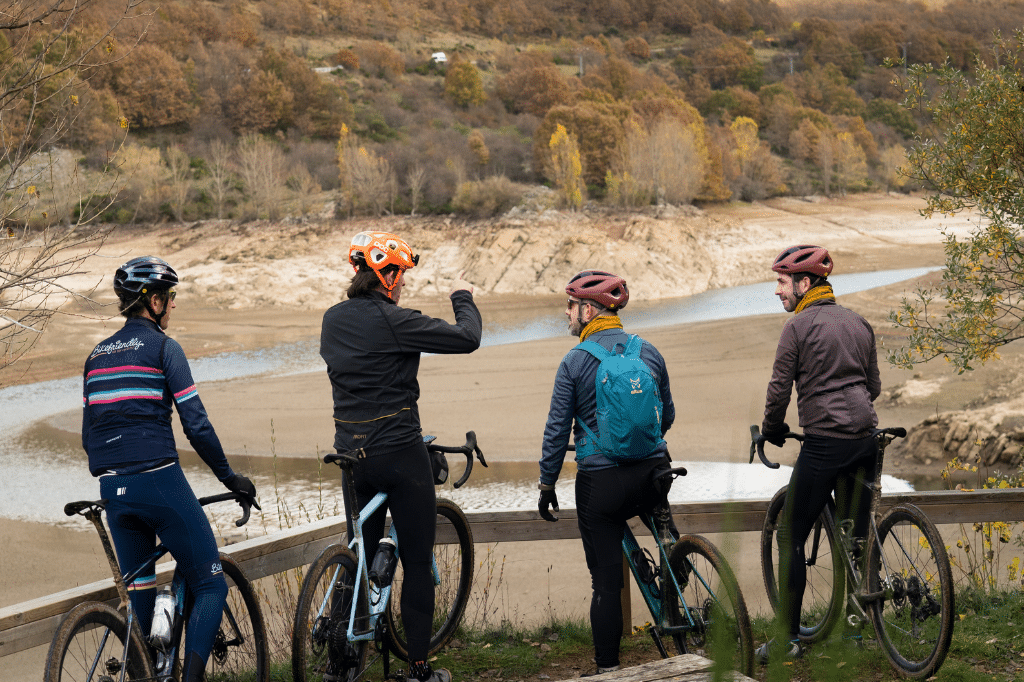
[575,457,669,669]
[346,441,437,663]
[777,433,878,638]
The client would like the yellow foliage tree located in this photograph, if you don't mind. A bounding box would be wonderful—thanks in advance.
[549,124,585,211]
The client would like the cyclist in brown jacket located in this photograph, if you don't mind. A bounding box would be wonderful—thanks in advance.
[756,245,881,663]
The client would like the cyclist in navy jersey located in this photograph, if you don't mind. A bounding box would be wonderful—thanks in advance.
[81,256,259,682]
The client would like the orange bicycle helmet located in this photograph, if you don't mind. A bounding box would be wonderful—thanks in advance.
[565,270,629,311]
[348,231,420,295]
[771,245,833,278]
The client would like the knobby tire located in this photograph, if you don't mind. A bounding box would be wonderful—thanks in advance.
[45,601,154,682]
[292,545,367,682]
[866,503,954,679]
[668,534,754,678]
[386,498,475,660]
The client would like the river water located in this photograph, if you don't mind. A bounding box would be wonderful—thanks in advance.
[1,268,936,532]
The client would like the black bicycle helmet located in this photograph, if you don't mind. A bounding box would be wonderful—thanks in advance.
[113,256,178,299]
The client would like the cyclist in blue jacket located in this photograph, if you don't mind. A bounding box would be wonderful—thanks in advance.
[537,270,676,675]
[82,256,258,682]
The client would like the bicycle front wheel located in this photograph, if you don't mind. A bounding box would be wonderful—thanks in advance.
[866,503,954,679]
[386,498,474,660]
[177,554,270,682]
[45,601,154,682]
[292,545,367,682]
[667,535,754,678]
[761,485,845,643]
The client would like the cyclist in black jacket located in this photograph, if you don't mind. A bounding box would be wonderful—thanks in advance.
[82,257,258,682]
[320,231,481,682]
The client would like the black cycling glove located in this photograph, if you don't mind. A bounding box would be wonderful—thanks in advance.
[762,423,790,448]
[224,474,262,511]
[538,488,559,522]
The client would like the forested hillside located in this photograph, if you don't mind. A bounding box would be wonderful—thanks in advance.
[10,0,1024,224]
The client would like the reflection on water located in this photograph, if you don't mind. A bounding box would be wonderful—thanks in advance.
[1,267,937,527]
[28,417,913,535]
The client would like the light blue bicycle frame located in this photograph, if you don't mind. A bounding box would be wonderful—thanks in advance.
[315,490,443,645]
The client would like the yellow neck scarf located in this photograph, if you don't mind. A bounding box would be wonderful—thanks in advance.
[794,283,836,314]
[579,315,623,342]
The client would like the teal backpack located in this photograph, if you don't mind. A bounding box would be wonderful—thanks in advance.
[573,334,664,462]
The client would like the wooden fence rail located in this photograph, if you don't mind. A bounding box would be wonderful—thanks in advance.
[4,488,1024,658]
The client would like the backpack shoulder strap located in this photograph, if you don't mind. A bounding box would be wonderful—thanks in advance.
[623,334,644,358]
[573,340,612,360]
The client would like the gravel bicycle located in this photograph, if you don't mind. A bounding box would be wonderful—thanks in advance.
[626,469,755,677]
[44,491,268,682]
[561,445,754,676]
[751,425,955,679]
[292,432,485,682]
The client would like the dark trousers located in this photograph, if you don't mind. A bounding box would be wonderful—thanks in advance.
[345,441,436,662]
[777,433,878,638]
[575,456,670,668]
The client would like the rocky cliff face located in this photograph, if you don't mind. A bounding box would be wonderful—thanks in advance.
[165,206,784,309]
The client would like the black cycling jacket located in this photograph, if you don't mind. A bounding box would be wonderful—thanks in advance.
[320,289,482,455]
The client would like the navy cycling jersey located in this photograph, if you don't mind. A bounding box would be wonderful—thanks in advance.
[82,317,233,480]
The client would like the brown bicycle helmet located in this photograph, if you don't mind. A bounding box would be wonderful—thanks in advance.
[771,245,833,278]
[565,270,629,311]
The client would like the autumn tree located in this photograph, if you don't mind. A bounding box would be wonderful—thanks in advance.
[496,64,572,117]
[549,124,585,210]
[337,123,393,216]
[889,32,1024,372]
[237,133,286,220]
[164,146,192,221]
[444,60,486,108]
[729,117,785,201]
[536,102,626,187]
[205,139,235,219]
[102,43,197,129]
[610,116,705,206]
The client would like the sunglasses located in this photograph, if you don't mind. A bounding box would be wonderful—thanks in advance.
[167,289,176,301]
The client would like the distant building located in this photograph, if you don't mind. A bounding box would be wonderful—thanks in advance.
[431,52,447,63]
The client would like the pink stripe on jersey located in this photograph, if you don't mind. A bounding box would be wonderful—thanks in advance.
[174,385,198,400]
[87,365,162,379]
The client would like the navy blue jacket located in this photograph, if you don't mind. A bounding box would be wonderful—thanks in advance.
[540,327,675,486]
[82,317,233,480]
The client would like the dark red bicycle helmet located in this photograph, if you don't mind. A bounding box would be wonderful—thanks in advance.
[771,245,833,278]
[565,270,629,311]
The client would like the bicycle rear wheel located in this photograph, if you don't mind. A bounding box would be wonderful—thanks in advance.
[386,498,474,660]
[177,554,270,682]
[667,535,754,677]
[761,485,845,643]
[44,601,153,682]
[866,503,954,679]
[292,545,367,682]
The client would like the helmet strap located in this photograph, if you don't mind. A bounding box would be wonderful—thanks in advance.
[375,267,405,301]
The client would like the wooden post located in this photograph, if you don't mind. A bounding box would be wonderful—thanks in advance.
[621,554,631,636]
